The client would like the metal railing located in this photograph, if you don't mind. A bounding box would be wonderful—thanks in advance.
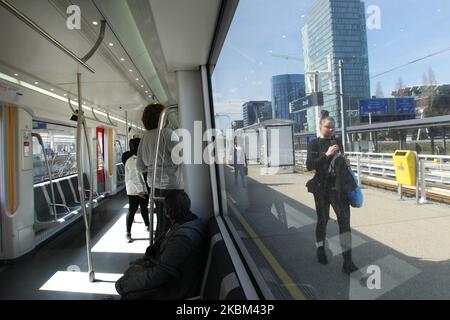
[295,150,450,186]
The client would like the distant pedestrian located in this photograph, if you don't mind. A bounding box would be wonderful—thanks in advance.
[415,143,422,155]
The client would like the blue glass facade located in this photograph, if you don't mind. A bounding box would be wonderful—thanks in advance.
[243,101,273,127]
[271,74,306,131]
[302,0,371,132]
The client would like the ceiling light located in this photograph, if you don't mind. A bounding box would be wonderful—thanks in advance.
[92,21,99,26]
[136,78,139,81]
[145,91,148,93]
[120,58,125,61]
[14,73,18,77]
[108,43,114,47]
[50,88,54,91]
[129,69,133,73]
[140,85,144,88]
[34,82,39,85]
[64,94,67,97]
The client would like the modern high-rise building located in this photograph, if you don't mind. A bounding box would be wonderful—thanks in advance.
[302,0,371,132]
[242,101,273,127]
[271,74,306,132]
[232,120,244,130]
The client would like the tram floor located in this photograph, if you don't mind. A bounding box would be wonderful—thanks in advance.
[0,192,152,300]
[224,164,450,300]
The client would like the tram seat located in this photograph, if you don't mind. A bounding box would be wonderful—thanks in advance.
[59,178,79,208]
[44,183,70,214]
[34,185,54,222]
[34,174,105,224]
[194,217,246,300]
[69,174,100,201]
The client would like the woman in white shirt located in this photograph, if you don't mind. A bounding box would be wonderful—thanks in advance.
[124,138,150,241]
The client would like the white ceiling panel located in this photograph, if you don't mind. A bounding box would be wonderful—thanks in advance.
[149,0,222,71]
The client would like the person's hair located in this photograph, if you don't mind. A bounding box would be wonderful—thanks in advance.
[164,190,191,222]
[142,104,165,130]
[320,110,335,125]
[130,138,141,154]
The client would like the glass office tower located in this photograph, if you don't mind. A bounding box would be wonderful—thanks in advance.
[302,0,371,132]
[271,74,306,132]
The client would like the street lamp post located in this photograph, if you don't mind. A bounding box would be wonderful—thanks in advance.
[339,59,347,153]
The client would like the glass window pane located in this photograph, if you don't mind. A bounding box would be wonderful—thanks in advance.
[211,0,450,300]
[32,121,77,184]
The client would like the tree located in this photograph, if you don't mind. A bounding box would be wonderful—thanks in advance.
[428,67,437,86]
[396,77,404,91]
[374,82,384,98]
[423,95,450,117]
[422,72,429,86]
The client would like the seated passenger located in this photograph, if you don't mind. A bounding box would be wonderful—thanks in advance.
[123,138,150,241]
[115,191,206,300]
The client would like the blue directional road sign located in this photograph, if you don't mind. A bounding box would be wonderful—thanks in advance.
[395,98,416,115]
[359,99,389,116]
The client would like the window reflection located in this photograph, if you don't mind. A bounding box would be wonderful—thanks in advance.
[33,121,77,184]
[212,0,450,300]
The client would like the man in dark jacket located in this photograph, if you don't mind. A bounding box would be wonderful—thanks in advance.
[115,191,206,300]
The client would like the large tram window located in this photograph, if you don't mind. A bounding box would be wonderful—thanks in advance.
[211,0,450,300]
[115,134,127,164]
[32,121,77,184]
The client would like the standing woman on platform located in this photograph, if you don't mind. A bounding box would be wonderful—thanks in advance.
[306,110,358,275]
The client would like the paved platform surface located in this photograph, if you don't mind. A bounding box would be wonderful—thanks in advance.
[224,164,450,300]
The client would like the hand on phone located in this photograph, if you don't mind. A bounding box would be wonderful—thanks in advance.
[326,145,339,157]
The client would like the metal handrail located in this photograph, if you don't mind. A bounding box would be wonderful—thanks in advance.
[68,99,117,128]
[149,105,179,246]
[295,150,450,185]
[32,133,57,220]
[0,0,95,73]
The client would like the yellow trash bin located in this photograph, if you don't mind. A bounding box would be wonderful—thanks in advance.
[393,150,417,186]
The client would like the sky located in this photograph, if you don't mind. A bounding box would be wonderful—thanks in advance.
[211,0,450,129]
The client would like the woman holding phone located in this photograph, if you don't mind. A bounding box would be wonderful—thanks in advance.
[306,110,358,275]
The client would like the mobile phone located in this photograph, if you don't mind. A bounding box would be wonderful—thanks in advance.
[330,138,337,146]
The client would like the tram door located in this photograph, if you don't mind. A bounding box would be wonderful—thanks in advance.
[96,127,105,194]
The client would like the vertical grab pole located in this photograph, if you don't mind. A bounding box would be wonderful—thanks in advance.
[420,158,428,204]
[149,109,166,246]
[82,118,94,228]
[76,73,95,282]
[149,106,178,246]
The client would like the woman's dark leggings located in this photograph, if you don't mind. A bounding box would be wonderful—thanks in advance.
[126,195,150,234]
[314,190,353,262]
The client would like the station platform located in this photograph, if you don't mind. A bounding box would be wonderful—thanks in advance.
[225,165,450,299]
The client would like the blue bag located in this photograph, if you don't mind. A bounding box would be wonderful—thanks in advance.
[347,167,363,208]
